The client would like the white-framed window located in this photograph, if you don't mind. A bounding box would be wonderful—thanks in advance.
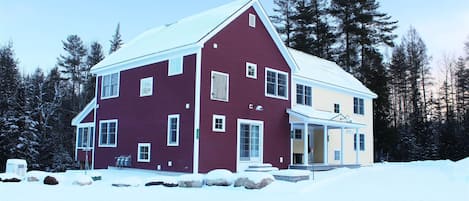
[167,114,180,146]
[140,77,153,97]
[168,57,183,76]
[296,84,312,106]
[249,13,256,28]
[354,97,364,115]
[210,71,229,102]
[354,133,365,151]
[212,114,226,132]
[334,150,341,161]
[246,62,257,79]
[293,129,302,140]
[137,143,151,162]
[99,119,118,147]
[265,68,288,99]
[334,103,340,113]
[101,73,119,99]
[77,126,94,149]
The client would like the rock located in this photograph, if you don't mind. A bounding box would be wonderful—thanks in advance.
[205,169,234,186]
[177,174,204,188]
[234,172,275,189]
[111,177,141,187]
[145,181,163,186]
[27,176,39,182]
[145,176,178,187]
[112,183,131,187]
[43,176,59,185]
[73,175,93,186]
[3,178,21,183]
[162,183,178,187]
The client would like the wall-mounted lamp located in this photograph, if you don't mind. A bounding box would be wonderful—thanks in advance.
[249,104,264,111]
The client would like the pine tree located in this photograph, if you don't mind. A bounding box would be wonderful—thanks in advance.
[109,23,123,54]
[271,0,296,47]
[84,41,104,103]
[290,0,313,52]
[310,0,336,60]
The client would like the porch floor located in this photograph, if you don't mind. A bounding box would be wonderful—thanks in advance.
[289,163,361,171]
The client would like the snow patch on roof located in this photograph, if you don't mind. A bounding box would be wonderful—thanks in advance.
[289,48,377,98]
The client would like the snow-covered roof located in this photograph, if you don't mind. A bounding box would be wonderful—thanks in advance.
[91,0,254,73]
[287,109,366,128]
[289,48,377,98]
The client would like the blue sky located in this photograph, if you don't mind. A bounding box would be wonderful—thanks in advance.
[1,0,468,74]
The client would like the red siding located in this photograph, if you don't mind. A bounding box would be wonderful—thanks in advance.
[199,7,291,172]
[80,110,94,123]
[94,55,196,172]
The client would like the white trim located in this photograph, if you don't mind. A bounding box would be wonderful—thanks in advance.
[323,125,328,165]
[295,83,312,106]
[168,56,184,76]
[167,114,180,146]
[293,75,377,99]
[248,13,256,28]
[98,119,118,147]
[91,44,200,75]
[137,143,151,163]
[193,49,202,173]
[212,114,226,132]
[71,99,96,126]
[265,67,289,100]
[210,71,229,102]
[245,62,257,79]
[76,123,95,149]
[92,75,99,170]
[100,72,120,100]
[139,77,153,97]
[236,118,264,172]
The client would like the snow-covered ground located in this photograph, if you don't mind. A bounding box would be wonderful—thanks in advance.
[1,159,468,201]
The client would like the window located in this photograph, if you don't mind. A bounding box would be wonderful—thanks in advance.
[249,13,256,28]
[296,84,312,106]
[101,73,119,99]
[246,62,257,79]
[77,126,94,148]
[334,104,340,113]
[354,97,364,115]
[239,123,261,161]
[293,129,302,139]
[334,150,341,161]
[168,57,183,76]
[265,68,288,99]
[167,114,180,146]
[140,77,153,97]
[137,143,151,162]
[354,133,365,151]
[212,114,226,132]
[99,120,118,147]
[211,71,229,102]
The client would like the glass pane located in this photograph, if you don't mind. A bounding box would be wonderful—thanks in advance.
[266,71,276,95]
[277,74,287,97]
[240,124,250,160]
[78,128,83,147]
[100,124,108,144]
[250,125,259,158]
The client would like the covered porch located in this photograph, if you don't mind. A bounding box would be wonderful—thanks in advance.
[287,109,366,169]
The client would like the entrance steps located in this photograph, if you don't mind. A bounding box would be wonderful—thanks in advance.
[245,163,279,172]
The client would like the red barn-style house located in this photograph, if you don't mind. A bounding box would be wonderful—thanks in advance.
[72,0,377,173]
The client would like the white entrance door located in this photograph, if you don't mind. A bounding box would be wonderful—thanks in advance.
[237,119,263,172]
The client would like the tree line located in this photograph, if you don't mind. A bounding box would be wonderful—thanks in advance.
[0,24,123,172]
[271,0,468,161]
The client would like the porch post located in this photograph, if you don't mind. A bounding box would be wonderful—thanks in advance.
[323,125,328,165]
[340,127,344,165]
[303,123,308,165]
[290,123,293,165]
[355,128,359,164]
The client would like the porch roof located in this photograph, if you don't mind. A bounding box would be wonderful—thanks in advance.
[71,99,95,126]
[287,109,366,129]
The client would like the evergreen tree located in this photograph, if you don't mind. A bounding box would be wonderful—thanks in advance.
[109,23,123,54]
[310,0,336,60]
[84,41,104,103]
[271,0,296,47]
[290,0,313,52]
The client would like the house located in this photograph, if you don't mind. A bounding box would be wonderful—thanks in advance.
[71,0,376,173]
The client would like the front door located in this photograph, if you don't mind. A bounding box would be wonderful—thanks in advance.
[237,119,263,172]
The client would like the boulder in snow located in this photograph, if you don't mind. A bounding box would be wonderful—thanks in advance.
[234,172,275,189]
[44,176,59,185]
[73,175,93,186]
[178,174,204,188]
[0,173,21,182]
[112,177,141,187]
[205,169,234,186]
[27,176,39,182]
[145,176,178,187]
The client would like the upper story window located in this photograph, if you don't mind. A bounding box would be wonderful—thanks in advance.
[211,71,229,102]
[77,126,94,149]
[212,114,226,132]
[296,84,312,106]
[334,104,340,113]
[140,77,153,97]
[265,68,288,100]
[293,129,302,140]
[101,73,119,99]
[353,97,364,115]
[99,119,118,147]
[249,13,256,28]
[137,143,151,162]
[167,114,180,146]
[246,62,257,79]
[354,133,365,151]
[168,57,183,76]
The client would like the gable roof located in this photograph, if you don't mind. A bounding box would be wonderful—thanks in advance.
[288,48,377,99]
[91,0,297,74]
[71,99,95,126]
